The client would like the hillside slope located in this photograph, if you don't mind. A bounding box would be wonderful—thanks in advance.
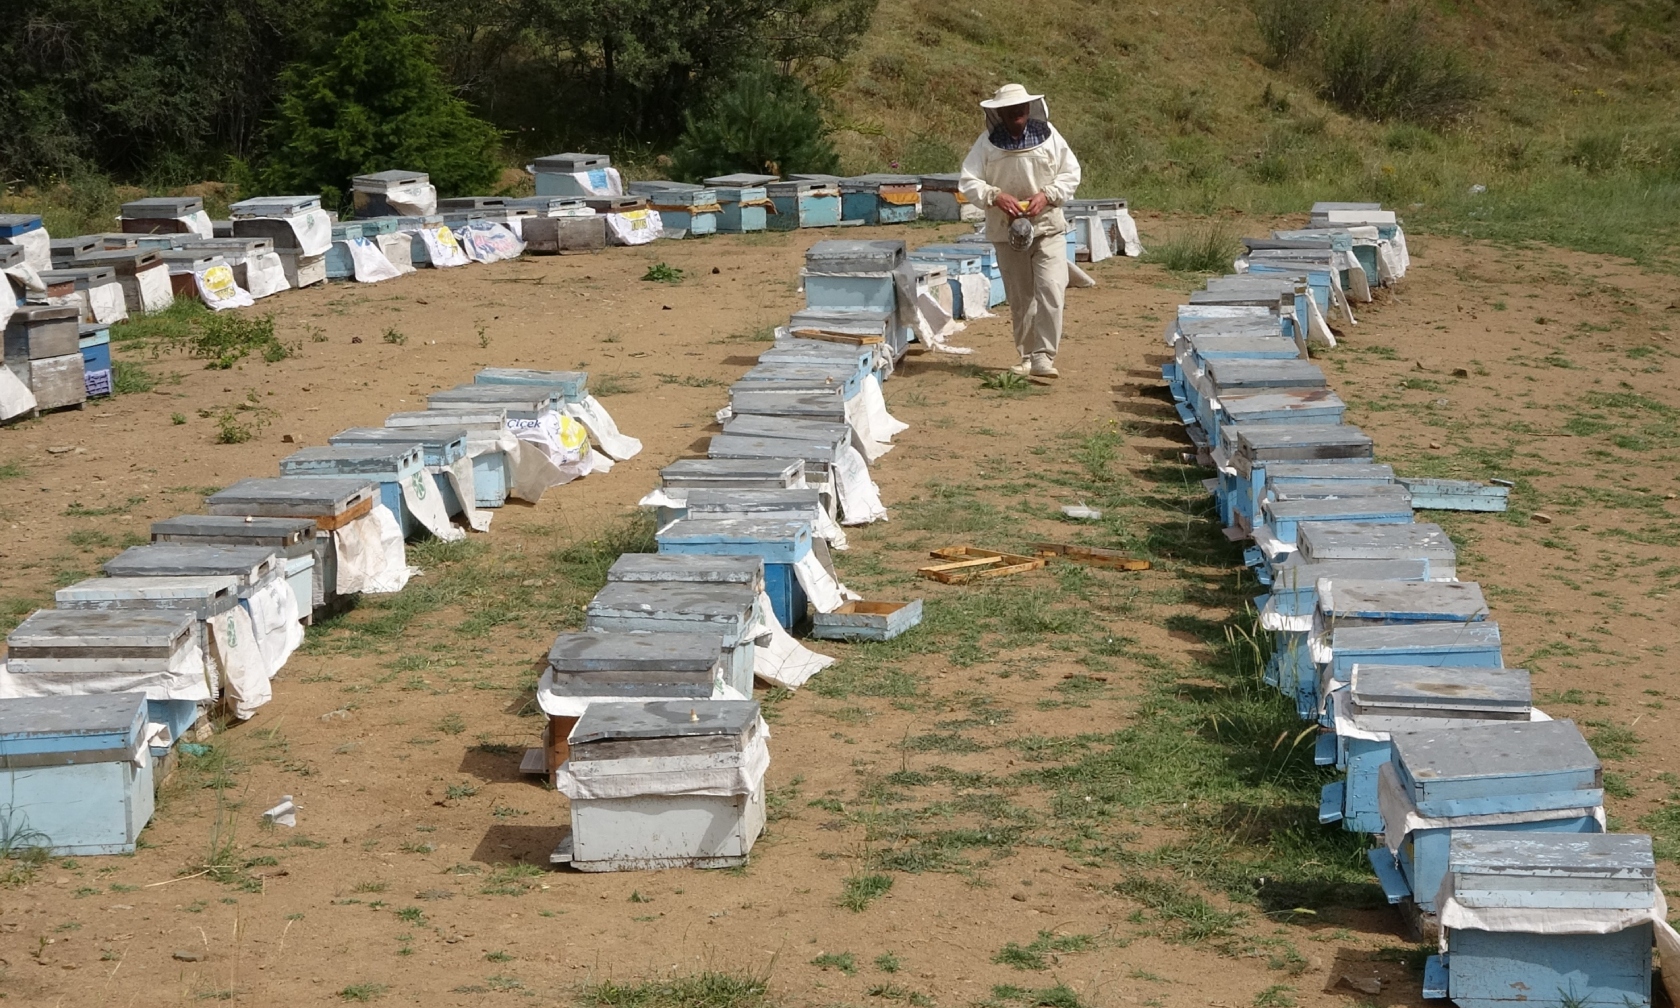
[829,0,1680,267]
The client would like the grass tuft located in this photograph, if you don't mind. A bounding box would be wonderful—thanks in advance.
[839,872,893,911]
[581,971,770,1008]
[1143,225,1238,273]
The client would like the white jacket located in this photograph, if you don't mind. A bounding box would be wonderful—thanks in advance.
[958,121,1082,243]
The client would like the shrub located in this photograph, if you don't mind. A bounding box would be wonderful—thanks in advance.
[259,0,501,209]
[1252,0,1334,67]
[671,66,840,181]
[1316,4,1486,123]
[1142,224,1238,273]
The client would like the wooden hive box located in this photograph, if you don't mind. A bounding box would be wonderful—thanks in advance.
[1212,389,1346,446]
[656,517,812,631]
[758,338,877,379]
[328,427,468,469]
[1222,423,1375,532]
[585,582,760,693]
[1319,664,1532,833]
[425,385,558,421]
[280,444,425,539]
[606,553,765,595]
[839,174,920,225]
[1317,621,1504,712]
[765,178,841,230]
[659,458,804,491]
[522,214,607,253]
[0,693,154,855]
[473,366,588,403]
[803,240,906,317]
[385,411,508,510]
[733,361,865,401]
[1431,832,1655,1008]
[1317,579,1490,628]
[627,181,721,238]
[545,632,725,700]
[5,611,201,739]
[1297,521,1458,580]
[1261,556,1429,713]
[150,515,320,615]
[1371,720,1604,915]
[102,543,277,588]
[701,177,771,234]
[1396,477,1510,513]
[728,385,848,424]
[1258,491,1413,547]
[554,700,766,871]
[119,196,202,234]
[205,478,379,603]
[809,600,923,642]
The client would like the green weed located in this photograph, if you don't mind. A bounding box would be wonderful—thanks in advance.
[581,971,770,1008]
[839,873,893,911]
[1143,225,1237,273]
[811,951,857,973]
[112,360,157,393]
[642,262,684,283]
[338,983,388,1002]
[992,931,1094,970]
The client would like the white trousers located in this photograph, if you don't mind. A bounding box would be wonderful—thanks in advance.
[994,234,1068,359]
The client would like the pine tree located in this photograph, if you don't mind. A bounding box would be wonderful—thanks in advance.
[259,0,501,208]
[670,67,840,181]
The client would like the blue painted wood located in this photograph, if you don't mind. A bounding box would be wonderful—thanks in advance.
[761,561,808,630]
[767,181,841,229]
[473,367,587,403]
[1398,814,1603,912]
[1266,558,1429,617]
[656,518,813,566]
[1447,925,1650,1008]
[0,693,153,855]
[809,599,923,641]
[280,445,425,538]
[1324,622,1503,688]
[1319,780,1345,823]
[146,698,201,753]
[1391,720,1601,818]
[1368,847,1412,903]
[733,362,866,401]
[1450,831,1654,909]
[804,272,898,315]
[1397,477,1510,512]
[1318,580,1490,625]
[1421,955,1449,1000]
[1261,493,1413,543]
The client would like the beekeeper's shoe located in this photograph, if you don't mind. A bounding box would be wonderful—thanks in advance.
[1030,353,1059,378]
[1008,358,1033,376]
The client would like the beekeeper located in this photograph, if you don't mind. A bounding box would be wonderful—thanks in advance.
[958,83,1082,379]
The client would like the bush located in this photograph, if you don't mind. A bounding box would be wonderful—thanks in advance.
[670,66,840,181]
[259,0,501,208]
[1252,0,1334,67]
[1316,4,1487,123]
[1143,224,1238,273]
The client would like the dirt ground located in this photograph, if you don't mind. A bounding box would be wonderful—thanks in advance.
[1,216,1678,1008]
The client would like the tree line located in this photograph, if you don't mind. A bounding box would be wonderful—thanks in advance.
[0,0,876,202]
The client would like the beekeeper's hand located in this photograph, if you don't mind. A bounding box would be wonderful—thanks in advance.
[1025,192,1050,217]
[994,192,1024,218]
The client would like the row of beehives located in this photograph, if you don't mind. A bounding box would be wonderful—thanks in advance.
[0,367,641,856]
[1160,202,1679,1006]
[523,234,958,871]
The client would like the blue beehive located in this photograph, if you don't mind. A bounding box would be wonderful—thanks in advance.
[328,426,467,468]
[839,175,920,225]
[1296,521,1459,581]
[584,581,760,695]
[426,383,559,422]
[473,366,588,404]
[1370,720,1604,914]
[767,178,841,230]
[909,250,981,317]
[733,361,866,402]
[755,341,873,387]
[1318,664,1531,832]
[785,308,893,354]
[1425,832,1655,1008]
[1222,424,1374,535]
[660,458,805,492]
[324,222,364,279]
[1313,621,1503,718]
[1213,389,1346,447]
[628,181,720,238]
[149,515,321,618]
[0,694,155,855]
[1256,485,1412,548]
[657,517,813,630]
[803,240,905,325]
[530,154,614,197]
[1259,556,1429,705]
[1189,357,1326,433]
[916,244,1005,307]
[384,411,508,511]
[729,384,848,425]
[704,174,777,233]
[280,444,426,539]
[77,323,112,396]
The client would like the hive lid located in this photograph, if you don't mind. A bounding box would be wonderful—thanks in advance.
[229,195,321,217]
[804,239,905,271]
[607,554,764,584]
[1266,462,1394,482]
[1319,580,1489,621]
[0,693,147,741]
[546,632,722,672]
[587,581,758,615]
[385,410,506,431]
[657,517,813,541]
[329,427,468,450]
[1330,621,1501,654]
[721,415,854,444]
[102,543,277,580]
[1448,831,1653,881]
[121,196,202,216]
[709,434,838,462]
[1231,424,1373,456]
[282,445,419,470]
[151,515,317,541]
[8,609,195,648]
[703,173,780,187]
[1268,556,1430,589]
[1392,720,1598,782]
[1350,664,1531,715]
[352,170,430,189]
[57,575,242,605]
[1261,495,1411,520]
[660,458,804,481]
[1298,521,1456,559]
[1206,359,1327,388]
[427,385,555,408]
[683,488,823,513]
[529,153,611,171]
[570,700,760,744]
[207,477,378,512]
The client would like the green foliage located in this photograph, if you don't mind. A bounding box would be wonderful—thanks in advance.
[811,951,857,973]
[260,0,500,208]
[581,971,771,1008]
[642,262,684,283]
[0,0,322,182]
[1143,224,1238,273]
[980,370,1032,392]
[1315,4,1487,124]
[992,931,1095,970]
[338,983,388,1002]
[839,872,893,911]
[112,361,157,394]
[671,66,840,180]
[187,313,292,369]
